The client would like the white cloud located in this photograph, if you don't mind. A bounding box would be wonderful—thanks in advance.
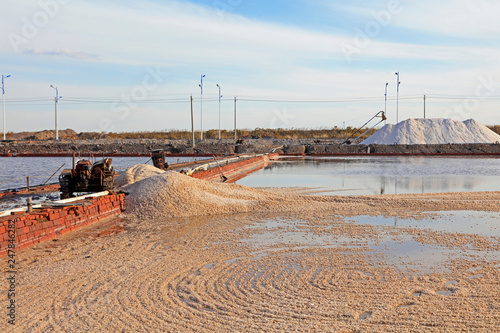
[393,0,500,41]
[22,48,101,60]
[1,0,500,132]
[324,0,500,41]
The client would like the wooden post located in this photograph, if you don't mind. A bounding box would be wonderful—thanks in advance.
[27,197,33,213]
[27,176,30,191]
[191,95,195,148]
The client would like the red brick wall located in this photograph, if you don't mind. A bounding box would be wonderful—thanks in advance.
[0,193,125,257]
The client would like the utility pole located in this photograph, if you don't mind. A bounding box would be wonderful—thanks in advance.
[234,97,237,140]
[50,85,62,140]
[423,94,426,119]
[190,95,195,148]
[216,84,222,140]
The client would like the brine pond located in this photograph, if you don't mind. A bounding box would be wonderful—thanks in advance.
[2,155,499,195]
[236,156,500,195]
[0,156,209,191]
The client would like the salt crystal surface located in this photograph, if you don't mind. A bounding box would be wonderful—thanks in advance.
[361,118,500,145]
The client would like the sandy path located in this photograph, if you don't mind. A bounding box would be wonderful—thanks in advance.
[1,188,500,332]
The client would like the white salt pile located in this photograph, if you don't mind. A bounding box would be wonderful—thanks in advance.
[114,164,166,188]
[124,169,277,219]
[120,166,356,219]
[361,118,500,145]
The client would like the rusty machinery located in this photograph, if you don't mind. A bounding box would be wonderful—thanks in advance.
[59,154,115,199]
[151,149,169,170]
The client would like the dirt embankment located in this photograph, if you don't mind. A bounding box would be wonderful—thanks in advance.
[1,138,500,155]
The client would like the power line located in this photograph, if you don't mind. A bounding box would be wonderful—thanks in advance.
[3,94,500,106]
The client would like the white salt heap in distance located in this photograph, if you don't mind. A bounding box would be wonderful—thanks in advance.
[361,118,500,145]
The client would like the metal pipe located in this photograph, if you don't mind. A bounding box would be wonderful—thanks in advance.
[344,111,386,144]
[43,163,65,185]
[352,119,385,143]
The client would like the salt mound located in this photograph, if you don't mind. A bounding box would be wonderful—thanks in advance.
[361,118,500,145]
[125,171,278,219]
[114,164,166,188]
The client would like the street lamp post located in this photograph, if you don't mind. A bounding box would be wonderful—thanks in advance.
[384,82,388,124]
[50,85,62,140]
[216,84,223,140]
[395,72,400,124]
[199,74,206,140]
[2,74,11,141]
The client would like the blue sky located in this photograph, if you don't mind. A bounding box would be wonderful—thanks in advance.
[1,0,500,133]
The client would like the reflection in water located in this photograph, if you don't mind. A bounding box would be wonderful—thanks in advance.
[349,211,500,238]
[237,156,500,195]
[240,212,500,273]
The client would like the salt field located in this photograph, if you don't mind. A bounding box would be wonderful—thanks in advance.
[2,157,500,332]
[4,191,499,332]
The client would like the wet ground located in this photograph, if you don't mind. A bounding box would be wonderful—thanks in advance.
[5,203,500,332]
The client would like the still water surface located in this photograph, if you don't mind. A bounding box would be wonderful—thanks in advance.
[0,156,207,190]
[237,156,500,195]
